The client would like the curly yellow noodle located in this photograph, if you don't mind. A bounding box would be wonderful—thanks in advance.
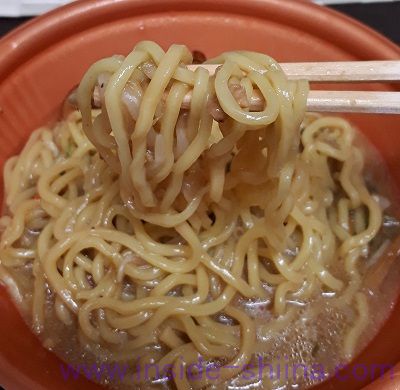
[0,41,388,389]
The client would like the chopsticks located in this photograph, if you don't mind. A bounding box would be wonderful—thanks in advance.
[188,60,400,82]
[186,60,400,114]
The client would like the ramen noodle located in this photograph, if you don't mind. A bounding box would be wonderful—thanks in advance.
[1,41,399,389]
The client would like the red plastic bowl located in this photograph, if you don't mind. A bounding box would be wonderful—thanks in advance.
[0,1,399,389]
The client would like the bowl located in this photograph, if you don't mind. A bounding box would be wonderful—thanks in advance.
[0,0,399,389]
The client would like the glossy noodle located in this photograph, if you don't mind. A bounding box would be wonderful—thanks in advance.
[0,41,396,389]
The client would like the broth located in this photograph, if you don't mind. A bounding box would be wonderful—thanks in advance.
[1,127,399,390]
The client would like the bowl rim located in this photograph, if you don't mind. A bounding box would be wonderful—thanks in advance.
[0,1,399,390]
[0,0,399,84]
